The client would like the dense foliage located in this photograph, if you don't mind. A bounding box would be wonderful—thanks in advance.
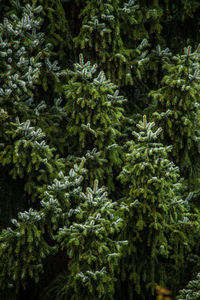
[1,0,200,299]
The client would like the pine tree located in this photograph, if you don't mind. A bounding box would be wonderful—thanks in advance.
[118,115,188,299]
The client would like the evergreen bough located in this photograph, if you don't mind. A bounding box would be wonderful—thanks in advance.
[0,160,86,292]
[54,180,126,300]
[0,157,125,299]
[63,53,125,189]
[1,1,200,299]
[118,115,187,299]
[177,273,200,300]
[0,119,63,201]
[150,45,200,189]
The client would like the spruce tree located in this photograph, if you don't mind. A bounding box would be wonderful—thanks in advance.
[150,45,200,190]
[0,119,63,201]
[118,115,187,299]
[1,0,200,299]
[0,0,61,229]
[0,159,125,299]
[52,180,126,300]
[0,0,68,153]
[0,159,86,293]
[73,0,135,86]
[0,0,68,231]
[73,0,165,87]
[177,273,200,300]
[0,2,46,118]
[63,53,125,189]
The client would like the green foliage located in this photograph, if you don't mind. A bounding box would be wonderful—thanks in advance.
[150,45,200,189]
[73,0,135,86]
[0,209,52,291]
[0,0,68,155]
[73,0,165,86]
[0,2,46,117]
[0,160,87,293]
[63,54,125,189]
[1,1,200,299]
[0,158,126,300]
[118,116,187,298]
[54,180,126,300]
[0,119,63,200]
[34,0,71,60]
[177,273,200,300]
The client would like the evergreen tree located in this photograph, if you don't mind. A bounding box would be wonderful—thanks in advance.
[150,46,200,190]
[50,180,126,300]
[63,53,125,189]
[0,0,68,153]
[177,273,200,300]
[73,0,165,87]
[0,2,46,118]
[0,119,63,201]
[0,159,86,294]
[0,0,67,230]
[118,116,188,299]
[73,0,135,86]
[1,0,200,299]
[0,158,125,299]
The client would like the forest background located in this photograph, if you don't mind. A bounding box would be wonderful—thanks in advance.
[1,0,200,299]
